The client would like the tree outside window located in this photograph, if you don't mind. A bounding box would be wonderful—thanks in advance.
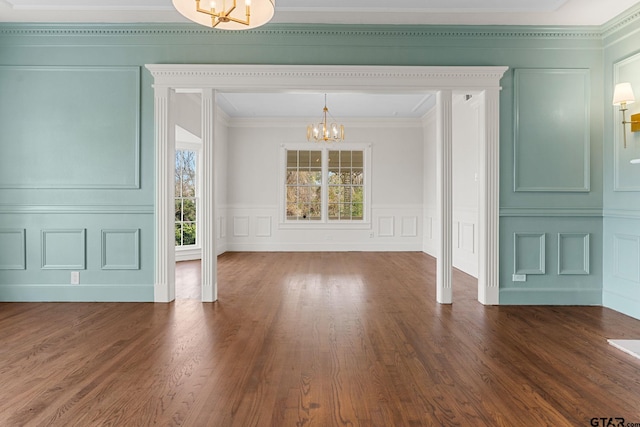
[285,147,367,223]
[175,149,197,246]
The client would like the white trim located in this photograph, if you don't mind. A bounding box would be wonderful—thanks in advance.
[146,64,508,305]
[278,142,372,226]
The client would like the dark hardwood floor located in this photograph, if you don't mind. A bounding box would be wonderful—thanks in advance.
[1,252,639,426]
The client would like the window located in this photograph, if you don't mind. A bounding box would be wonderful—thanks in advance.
[175,148,198,247]
[328,150,364,220]
[282,143,370,226]
[286,150,322,220]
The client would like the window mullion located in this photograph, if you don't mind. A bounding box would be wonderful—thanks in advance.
[321,148,328,223]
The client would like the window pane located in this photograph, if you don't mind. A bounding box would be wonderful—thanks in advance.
[352,151,363,167]
[352,169,364,185]
[175,222,182,246]
[328,203,339,220]
[351,203,363,220]
[286,150,298,168]
[342,187,352,203]
[183,223,196,245]
[328,150,339,167]
[286,170,298,185]
[175,199,182,221]
[340,150,351,166]
[183,198,196,222]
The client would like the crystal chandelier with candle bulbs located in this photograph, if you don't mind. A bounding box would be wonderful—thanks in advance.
[307,94,345,143]
[172,0,275,30]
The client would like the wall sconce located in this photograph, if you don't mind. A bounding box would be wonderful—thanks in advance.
[613,82,640,148]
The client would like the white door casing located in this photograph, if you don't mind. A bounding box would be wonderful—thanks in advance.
[146,64,507,304]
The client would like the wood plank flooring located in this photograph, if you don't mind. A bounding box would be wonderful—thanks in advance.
[1,252,640,426]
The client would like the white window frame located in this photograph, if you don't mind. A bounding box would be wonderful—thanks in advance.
[175,140,202,260]
[279,142,372,229]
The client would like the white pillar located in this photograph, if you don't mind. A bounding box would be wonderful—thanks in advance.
[436,89,453,304]
[201,88,217,302]
[153,86,176,302]
[477,88,500,305]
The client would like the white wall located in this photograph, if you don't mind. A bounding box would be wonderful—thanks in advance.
[224,118,425,251]
[452,94,480,277]
[422,108,438,257]
[215,109,229,255]
[422,95,480,278]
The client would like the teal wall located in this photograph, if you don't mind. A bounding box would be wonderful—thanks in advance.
[602,11,640,320]
[0,10,636,307]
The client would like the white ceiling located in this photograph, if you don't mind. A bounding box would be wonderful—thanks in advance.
[1,0,638,26]
[3,0,638,118]
[216,92,437,119]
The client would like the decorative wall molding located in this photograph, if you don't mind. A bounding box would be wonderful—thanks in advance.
[613,234,640,283]
[147,64,508,91]
[500,207,603,217]
[0,229,26,270]
[0,65,141,190]
[458,222,475,253]
[613,52,640,191]
[41,229,86,270]
[233,216,250,237]
[513,232,546,275]
[603,209,640,219]
[378,216,395,237]
[401,216,418,237]
[256,216,272,237]
[513,68,590,192]
[0,204,154,214]
[101,229,140,270]
[558,232,590,275]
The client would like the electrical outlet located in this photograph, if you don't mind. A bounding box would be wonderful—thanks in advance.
[512,274,526,282]
[71,271,80,285]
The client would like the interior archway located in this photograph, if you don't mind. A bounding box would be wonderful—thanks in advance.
[146,64,508,304]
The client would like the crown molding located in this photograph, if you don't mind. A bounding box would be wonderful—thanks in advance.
[601,2,640,39]
[0,22,604,39]
[226,116,423,128]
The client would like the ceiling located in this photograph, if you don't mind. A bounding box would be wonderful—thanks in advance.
[2,0,638,118]
[1,0,638,26]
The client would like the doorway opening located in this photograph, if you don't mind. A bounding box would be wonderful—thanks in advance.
[147,64,507,304]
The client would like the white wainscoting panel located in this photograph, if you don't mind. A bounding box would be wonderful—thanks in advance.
[233,216,250,237]
[256,216,272,237]
[378,216,395,237]
[401,216,418,237]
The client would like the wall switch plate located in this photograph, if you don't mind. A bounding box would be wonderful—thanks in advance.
[512,274,526,282]
[71,271,80,285]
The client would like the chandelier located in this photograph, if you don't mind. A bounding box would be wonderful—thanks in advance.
[172,0,275,30]
[307,94,345,143]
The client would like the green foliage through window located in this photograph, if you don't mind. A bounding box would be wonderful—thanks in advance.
[175,149,198,246]
[286,149,365,221]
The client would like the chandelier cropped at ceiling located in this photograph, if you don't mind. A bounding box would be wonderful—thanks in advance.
[172,0,275,30]
[307,94,345,143]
